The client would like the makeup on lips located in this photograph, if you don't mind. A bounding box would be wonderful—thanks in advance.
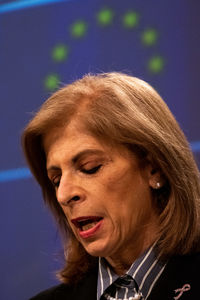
[71,216,103,239]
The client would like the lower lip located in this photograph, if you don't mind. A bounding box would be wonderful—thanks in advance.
[78,219,103,239]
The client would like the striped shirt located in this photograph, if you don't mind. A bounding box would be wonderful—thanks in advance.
[97,243,167,300]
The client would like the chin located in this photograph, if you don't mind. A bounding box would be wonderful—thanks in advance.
[83,240,110,257]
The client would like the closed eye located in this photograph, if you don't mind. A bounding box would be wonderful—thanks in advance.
[81,164,102,175]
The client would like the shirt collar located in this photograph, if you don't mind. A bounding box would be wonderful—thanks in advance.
[97,243,167,299]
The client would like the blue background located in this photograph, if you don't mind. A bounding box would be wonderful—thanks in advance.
[0,0,200,299]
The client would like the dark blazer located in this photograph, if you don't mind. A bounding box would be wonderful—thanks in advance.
[30,253,200,299]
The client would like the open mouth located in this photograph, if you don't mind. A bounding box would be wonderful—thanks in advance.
[71,216,103,232]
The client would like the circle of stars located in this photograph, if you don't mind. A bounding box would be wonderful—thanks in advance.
[45,7,165,91]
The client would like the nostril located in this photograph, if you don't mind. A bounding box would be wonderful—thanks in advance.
[71,195,80,201]
[66,195,81,205]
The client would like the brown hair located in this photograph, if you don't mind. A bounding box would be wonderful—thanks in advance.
[22,72,200,283]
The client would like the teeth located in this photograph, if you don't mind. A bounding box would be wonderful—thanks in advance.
[82,221,98,231]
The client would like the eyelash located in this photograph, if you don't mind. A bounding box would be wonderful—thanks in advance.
[50,165,102,188]
[49,164,102,188]
[81,164,102,174]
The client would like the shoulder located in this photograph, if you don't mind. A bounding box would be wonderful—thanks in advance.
[29,266,98,300]
[29,284,69,300]
[166,251,200,275]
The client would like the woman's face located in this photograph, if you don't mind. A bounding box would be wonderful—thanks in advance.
[44,119,159,263]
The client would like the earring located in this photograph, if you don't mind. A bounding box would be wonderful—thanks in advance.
[155,182,161,189]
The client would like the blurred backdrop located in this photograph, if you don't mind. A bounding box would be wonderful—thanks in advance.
[0,0,200,299]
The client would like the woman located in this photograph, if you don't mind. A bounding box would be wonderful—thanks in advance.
[23,72,200,300]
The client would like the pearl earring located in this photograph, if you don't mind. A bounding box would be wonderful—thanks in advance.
[155,182,161,189]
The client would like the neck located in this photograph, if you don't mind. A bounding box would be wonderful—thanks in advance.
[105,232,158,275]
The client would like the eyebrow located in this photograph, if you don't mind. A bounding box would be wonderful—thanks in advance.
[72,149,105,164]
[46,149,105,173]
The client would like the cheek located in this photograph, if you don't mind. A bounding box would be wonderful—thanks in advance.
[104,172,152,223]
[104,168,141,202]
[98,174,134,219]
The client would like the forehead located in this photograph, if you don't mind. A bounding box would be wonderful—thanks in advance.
[43,119,136,167]
[43,119,102,155]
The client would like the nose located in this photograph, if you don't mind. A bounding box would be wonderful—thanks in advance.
[56,174,85,206]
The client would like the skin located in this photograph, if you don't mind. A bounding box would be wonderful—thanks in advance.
[44,119,160,275]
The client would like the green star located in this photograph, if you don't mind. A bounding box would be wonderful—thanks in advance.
[52,44,69,62]
[123,11,139,28]
[141,29,158,46]
[97,8,114,26]
[70,21,87,38]
[148,56,165,73]
[44,74,60,90]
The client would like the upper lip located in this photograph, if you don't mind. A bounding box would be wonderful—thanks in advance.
[71,216,103,229]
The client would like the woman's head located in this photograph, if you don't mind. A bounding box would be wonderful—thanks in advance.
[43,117,160,265]
[22,72,200,280]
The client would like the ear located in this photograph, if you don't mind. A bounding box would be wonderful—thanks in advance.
[146,164,164,190]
